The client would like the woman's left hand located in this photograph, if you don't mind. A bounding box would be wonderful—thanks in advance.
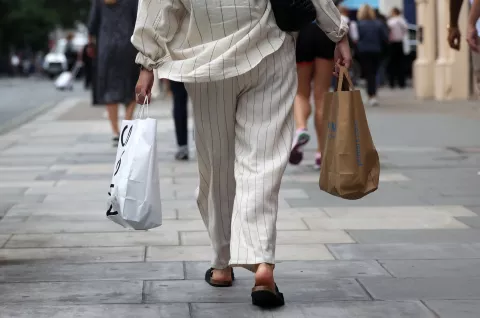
[135,69,154,104]
[333,36,352,76]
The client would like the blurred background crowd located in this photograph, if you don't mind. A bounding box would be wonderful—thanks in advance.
[0,0,417,89]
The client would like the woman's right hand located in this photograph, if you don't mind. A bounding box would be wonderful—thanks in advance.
[135,69,154,104]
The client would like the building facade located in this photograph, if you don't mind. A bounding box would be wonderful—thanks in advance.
[414,0,471,100]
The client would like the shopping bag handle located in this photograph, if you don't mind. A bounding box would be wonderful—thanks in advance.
[336,65,354,92]
[136,96,149,119]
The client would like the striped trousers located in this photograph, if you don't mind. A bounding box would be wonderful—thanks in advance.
[185,37,297,268]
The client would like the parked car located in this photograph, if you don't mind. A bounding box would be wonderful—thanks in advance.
[43,34,87,79]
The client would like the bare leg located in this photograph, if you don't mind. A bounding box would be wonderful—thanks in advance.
[106,104,120,136]
[289,63,314,165]
[313,58,334,156]
[293,63,314,130]
[124,100,136,120]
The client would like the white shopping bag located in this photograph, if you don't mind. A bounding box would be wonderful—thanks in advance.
[106,102,162,230]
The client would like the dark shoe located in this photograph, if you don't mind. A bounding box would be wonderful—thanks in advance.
[112,136,119,147]
[175,148,189,161]
[205,268,235,287]
[251,284,285,308]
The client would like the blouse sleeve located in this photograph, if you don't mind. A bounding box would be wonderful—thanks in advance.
[88,0,101,37]
[131,0,186,70]
[312,0,349,43]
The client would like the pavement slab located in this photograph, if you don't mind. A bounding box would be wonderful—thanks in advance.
[0,281,143,304]
[424,300,480,318]
[0,304,191,318]
[328,243,480,260]
[0,262,184,282]
[190,301,436,318]
[144,278,369,303]
[359,277,480,300]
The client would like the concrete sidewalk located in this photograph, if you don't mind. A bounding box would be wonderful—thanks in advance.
[1,93,480,317]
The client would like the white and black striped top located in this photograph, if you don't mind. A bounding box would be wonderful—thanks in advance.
[131,0,348,83]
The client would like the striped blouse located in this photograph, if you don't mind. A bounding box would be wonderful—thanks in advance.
[131,0,348,83]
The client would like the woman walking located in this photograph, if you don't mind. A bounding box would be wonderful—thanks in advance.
[356,4,389,106]
[387,7,408,89]
[290,22,337,169]
[88,0,139,147]
[132,0,351,308]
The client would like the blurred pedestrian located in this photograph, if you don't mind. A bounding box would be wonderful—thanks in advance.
[169,80,189,160]
[449,0,480,97]
[387,7,408,89]
[81,43,94,90]
[10,53,20,76]
[468,0,480,52]
[65,33,78,72]
[376,11,389,87]
[88,0,139,147]
[356,4,389,106]
[290,21,336,170]
[132,0,350,308]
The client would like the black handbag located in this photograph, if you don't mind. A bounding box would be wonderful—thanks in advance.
[270,0,317,32]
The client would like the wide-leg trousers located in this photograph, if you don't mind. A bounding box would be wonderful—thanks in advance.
[184,37,297,269]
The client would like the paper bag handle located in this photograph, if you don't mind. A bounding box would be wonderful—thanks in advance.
[336,65,354,92]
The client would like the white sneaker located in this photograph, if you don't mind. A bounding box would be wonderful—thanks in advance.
[369,98,379,107]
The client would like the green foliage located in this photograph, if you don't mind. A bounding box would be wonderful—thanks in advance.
[0,0,91,53]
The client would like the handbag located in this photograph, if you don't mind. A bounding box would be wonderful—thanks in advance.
[270,0,317,32]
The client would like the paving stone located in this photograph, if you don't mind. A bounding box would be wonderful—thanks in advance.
[380,259,480,278]
[359,277,480,300]
[424,300,480,318]
[1,194,46,205]
[5,231,179,248]
[0,187,27,195]
[323,206,476,218]
[303,216,467,230]
[0,304,191,318]
[145,278,368,303]
[147,244,334,261]
[0,203,13,217]
[455,217,480,228]
[0,262,183,282]
[279,189,310,199]
[185,260,390,280]
[190,301,436,318]
[348,229,480,244]
[424,196,480,206]
[0,181,56,189]
[328,243,480,260]
[180,230,354,246]
[0,219,130,234]
[0,157,57,166]
[0,234,10,247]
[0,281,142,304]
[0,246,145,263]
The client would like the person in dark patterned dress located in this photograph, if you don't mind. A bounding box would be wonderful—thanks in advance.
[88,0,139,146]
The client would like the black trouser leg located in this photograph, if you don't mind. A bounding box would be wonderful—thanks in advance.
[360,53,380,97]
[389,43,406,88]
[170,80,188,147]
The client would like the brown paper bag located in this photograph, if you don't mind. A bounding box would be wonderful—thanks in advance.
[319,66,380,200]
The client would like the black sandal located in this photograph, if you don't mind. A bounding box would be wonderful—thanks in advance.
[205,267,235,287]
[251,284,285,308]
